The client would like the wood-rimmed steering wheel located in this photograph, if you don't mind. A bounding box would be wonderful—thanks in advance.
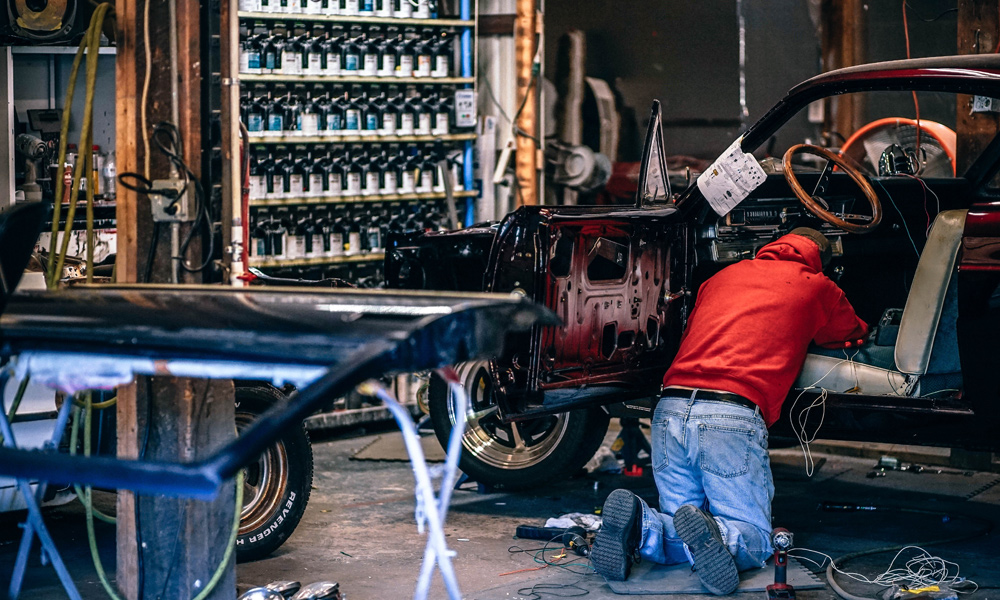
[782,143,882,234]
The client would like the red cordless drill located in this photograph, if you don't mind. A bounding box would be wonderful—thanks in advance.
[766,528,795,600]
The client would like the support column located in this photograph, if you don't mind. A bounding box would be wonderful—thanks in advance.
[115,1,236,598]
[514,0,537,206]
[821,0,866,138]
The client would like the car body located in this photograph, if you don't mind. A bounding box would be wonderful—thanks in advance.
[0,201,553,569]
[387,55,1000,489]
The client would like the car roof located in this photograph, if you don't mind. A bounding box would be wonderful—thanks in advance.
[790,54,1000,96]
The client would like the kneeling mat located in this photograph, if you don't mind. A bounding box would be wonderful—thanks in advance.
[607,558,823,595]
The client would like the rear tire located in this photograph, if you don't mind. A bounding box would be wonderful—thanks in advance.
[428,362,609,490]
[234,384,313,562]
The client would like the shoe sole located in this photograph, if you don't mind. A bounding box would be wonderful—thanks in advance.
[591,489,640,581]
[674,506,739,595]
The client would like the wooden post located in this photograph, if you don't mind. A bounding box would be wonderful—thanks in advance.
[115,1,236,598]
[957,0,1000,174]
[514,0,537,206]
[821,0,866,138]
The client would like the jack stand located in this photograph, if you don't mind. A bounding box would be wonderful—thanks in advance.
[453,472,496,494]
[766,528,795,600]
[613,418,650,477]
[0,372,82,600]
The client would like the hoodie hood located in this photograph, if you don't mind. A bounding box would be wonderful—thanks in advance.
[754,233,824,272]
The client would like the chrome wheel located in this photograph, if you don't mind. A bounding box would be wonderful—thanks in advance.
[236,412,289,536]
[446,361,570,470]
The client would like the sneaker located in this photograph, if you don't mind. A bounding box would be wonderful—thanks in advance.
[591,489,642,581]
[674,505,739,595]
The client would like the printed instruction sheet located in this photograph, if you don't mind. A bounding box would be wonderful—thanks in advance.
[697,137,767,216]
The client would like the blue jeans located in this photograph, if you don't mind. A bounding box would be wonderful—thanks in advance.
[637,393,774,572]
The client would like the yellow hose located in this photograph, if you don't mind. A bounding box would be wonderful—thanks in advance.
[47,2,112,289]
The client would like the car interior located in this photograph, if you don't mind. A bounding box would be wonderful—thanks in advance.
[682,89,976,406]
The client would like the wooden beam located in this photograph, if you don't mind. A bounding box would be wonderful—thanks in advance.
[115,1,236,598]
[514,0,537,206]
[956,0,1000,174]
[137,378,236,600]
[821,0,866,138]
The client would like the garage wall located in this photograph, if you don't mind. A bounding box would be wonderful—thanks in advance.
[543,0,957,161]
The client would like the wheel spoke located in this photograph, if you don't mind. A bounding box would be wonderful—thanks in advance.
[509,422,526,452]
[466,405,498,427]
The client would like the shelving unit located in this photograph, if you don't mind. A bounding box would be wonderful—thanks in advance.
[238,0,477,280]
[250,189,476,206]
[248,252,384,268]
[238,11,473,27]
[241,74,473,84]
[246,132,475,144]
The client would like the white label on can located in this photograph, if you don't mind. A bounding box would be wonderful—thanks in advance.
[379,55,396,76]
[382,171,397,194]
[401,170,415,192]
[309,174,325,195]
[362,54,378,76]
[417,113,431,135]
[328,173,342,195]
[329,232,344,255]
[433,55,448,77]
[282,52,301,75]
[416,55,431,77]
[307,52,323,73]
[289,174,305,196]
[348,231,362,254]
[346,172,362,195]
[287,235,305,258]
[433,112,449,135]
[249,175,266,198]
[300,113,319,135]
[365,172,380,195]
[399,113,414,134]
[398,55,413,76]
[382,113,396,134]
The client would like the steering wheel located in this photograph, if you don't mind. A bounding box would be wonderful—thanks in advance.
[782,143,882,234]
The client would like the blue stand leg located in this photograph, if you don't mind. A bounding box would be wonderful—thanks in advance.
[0,378,83,600]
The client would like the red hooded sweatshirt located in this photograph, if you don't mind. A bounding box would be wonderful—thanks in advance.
[662,233,868,426]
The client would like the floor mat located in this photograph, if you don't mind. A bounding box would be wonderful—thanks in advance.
[606,558,824,595]
[350,432,445,462]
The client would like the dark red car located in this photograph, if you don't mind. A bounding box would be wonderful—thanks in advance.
[386,55,1000,490]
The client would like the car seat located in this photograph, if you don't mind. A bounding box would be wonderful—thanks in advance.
[793,209,967,397]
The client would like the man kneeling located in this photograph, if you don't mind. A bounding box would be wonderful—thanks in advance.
[591,229,868,594]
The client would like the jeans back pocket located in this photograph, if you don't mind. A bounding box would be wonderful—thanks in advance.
[697,424,754,479]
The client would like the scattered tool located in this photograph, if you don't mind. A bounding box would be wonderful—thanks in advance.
[515,525,591,557]
[766,528,795,600]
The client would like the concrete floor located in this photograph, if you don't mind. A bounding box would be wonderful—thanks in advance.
[2,421,999,599]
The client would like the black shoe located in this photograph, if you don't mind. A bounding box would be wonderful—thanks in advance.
[674,505,739,595]
[591,489,642,581]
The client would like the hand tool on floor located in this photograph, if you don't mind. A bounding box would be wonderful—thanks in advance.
[766,528,795,600]
[515,525,591,556]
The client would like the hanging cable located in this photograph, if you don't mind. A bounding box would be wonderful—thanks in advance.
[46,2,113,289]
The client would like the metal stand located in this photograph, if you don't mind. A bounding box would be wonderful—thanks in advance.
[617,417,651,477]
[0,372,83,600]
[366,370,468,600]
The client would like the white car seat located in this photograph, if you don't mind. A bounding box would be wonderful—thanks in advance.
[793,209,967,397]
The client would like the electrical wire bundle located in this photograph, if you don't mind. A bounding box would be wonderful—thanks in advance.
[789,349,860,477]
[792,545,981,600]
[117,122,217,281]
